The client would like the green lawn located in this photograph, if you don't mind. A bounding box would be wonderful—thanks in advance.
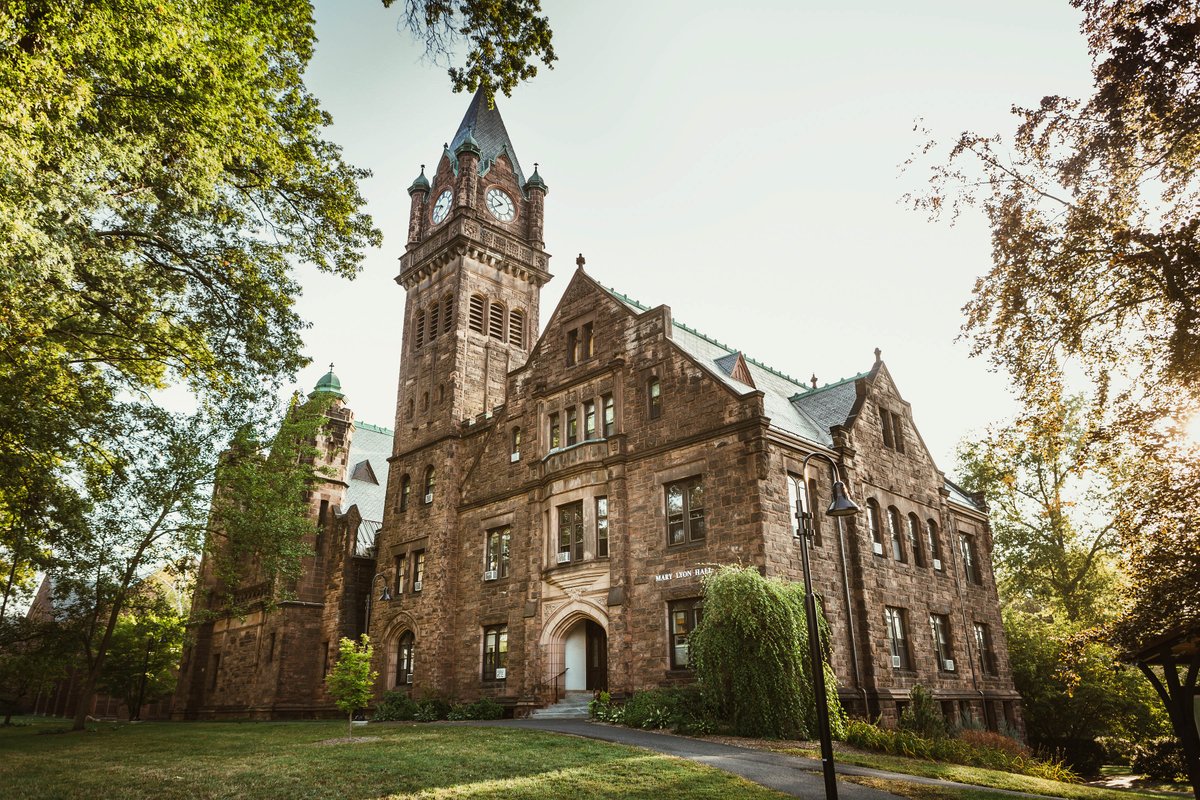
[0,716,790,800]
[778,745,1178,800]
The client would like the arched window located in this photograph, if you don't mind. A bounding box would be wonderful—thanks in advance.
[421,391,429,411]
[429,303,440,340]
[399,474,411,512]
[488,301,505,339]
[508,308,525,347]
[414,310,426,349]
[927,519,943,570]
[888,506,906,562]
[907,513,925,567]
[423,466,436,503]
[469,295,486,333]
[442,294,454,334]
[510,427,521,461]
[396,631,414,686]
[406,398,414,419]
[867,499,883,555]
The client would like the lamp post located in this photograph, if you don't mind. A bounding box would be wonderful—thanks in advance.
[797,451,861,800]
[364,573,392,638]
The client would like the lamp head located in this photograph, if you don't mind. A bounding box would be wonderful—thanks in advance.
[826,481,860,517]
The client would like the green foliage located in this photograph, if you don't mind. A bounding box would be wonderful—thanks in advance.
[325,636,377,737]
[899,685,948,740]
[689,565,845,739]
[1004,606,1170,754]
[414,697,451,722]
[1131,737,1188,782]
[843,720,1080,783]
[95,593,185,719]
[382,0,556,97]
[0,617,73,724]
[373,691,419,721]
[957,395,1122,625]
[446,697,505,721]
[588,691,624,724]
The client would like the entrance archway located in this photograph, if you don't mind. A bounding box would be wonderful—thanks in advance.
[541,604,608,693]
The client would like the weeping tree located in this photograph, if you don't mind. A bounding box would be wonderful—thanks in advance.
[689,565,846,739]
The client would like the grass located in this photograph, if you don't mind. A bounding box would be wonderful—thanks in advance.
[0,716,790,800]
[777,744,1172,800]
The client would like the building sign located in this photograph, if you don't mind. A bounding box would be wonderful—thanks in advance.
[654,566,714,584]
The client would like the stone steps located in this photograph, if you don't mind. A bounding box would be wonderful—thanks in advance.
[528,691,593,720]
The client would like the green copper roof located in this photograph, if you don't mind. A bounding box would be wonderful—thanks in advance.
[311,364,344,400]
[408,165,430,194]
[524,163,547,193]
[454,129,481,157]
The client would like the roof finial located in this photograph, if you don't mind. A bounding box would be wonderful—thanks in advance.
[329,362,335,372]
[874,347,882,364]
[811,374,818,389]
[576,253,586,268]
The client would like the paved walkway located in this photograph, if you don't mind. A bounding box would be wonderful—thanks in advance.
[470,719,1063,800]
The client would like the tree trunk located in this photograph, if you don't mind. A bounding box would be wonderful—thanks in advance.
[1138,661,1199,800]
[348,710,353,740]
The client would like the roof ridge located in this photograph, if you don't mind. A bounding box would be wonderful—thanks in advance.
[355,421,394,436]
[790,370,871,400]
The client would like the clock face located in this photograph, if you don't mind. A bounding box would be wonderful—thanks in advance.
[486,188,515,222]
[431,190,453,224]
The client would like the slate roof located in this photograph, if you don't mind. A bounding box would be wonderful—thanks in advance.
[601,284,984,512]
[449,88,527,188]
[343,421,393,555]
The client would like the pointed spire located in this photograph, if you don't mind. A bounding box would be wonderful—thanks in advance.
[449,87,526,185]
[408,164,430,195]
[524,161,547,194]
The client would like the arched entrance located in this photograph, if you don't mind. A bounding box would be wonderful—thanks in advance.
[542,605,608,693]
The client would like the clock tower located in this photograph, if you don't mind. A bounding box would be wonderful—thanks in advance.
[395,88,552,443]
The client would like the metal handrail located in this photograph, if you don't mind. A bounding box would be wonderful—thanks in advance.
[552,668,568,703]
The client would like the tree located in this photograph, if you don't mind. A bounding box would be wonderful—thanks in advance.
[325,635,377,739]
[0,1,379,600]
[912,0,1200,422]
[382,0,556,97]
[0,616,73,725]
[689,565,845,740]
[957,394,1122,625]
[95,593,185,720]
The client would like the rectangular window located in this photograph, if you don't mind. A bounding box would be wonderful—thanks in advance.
[584,400,596,439]
[648,378,662,419]
[549,413,560,450]
[566,406,578,446]
[889,507,906,562]
[885,606,910,670]
[930,614,955,671]
[596,497,609,558]
[486,526,511,578]
[666,477,705,546]
[974,622,997,675]
[907,514,925,567]
[511,427,521,461]
[868,501,884,556]
[412,550,425,592]
[566,329,578,366]
[393,554,406,595]
[602,393,615,437]
[669,599,703,669]
[880,409,894,448]
[581,321,594,359]
[893,412,906,453]
[960,534,981,584]
[483,625,508,680]
[558,501,584,562]
[927,520,942,569]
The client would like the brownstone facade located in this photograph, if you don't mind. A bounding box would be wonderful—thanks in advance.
[177,90,1021,732]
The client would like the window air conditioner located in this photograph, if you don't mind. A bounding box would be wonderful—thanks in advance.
[424,493,434,504]
[943,659,955,672]
[413,580,423,592]
[556,552,571,564]
[932,558,943,571]
[510,452,520,462]
[873,542,884,556]
[891,655,902,668]
[483,569,498,582]
[494,668,507,679]
[405,674,413,684]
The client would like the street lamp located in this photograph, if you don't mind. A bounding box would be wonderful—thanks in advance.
[797,451,860,800]
[364,573,393,638]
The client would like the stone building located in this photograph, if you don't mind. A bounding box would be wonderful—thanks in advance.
[176,90,1022,730]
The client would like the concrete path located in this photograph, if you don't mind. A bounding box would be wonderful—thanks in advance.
[469,718,1064,800]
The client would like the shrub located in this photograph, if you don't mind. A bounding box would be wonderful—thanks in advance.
[899,686,948,740]
[589,691,625,724]
[602,686,715,734]
[1132,737,1187,782]
[372,691,418,721]
[843,720,1079,783]
[414,697,451,722]
[446,703,468,721]
[1036,737,1106,777]
[464,697,505,720]
[956,728,1031,760]
[622,689,673,730]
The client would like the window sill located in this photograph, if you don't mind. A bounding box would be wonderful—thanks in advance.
[665,538,707,552]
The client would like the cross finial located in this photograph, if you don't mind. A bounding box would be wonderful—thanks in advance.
[874,347,882,364]
[811,374,818,389]
[329,362,335,372]
[576,253,586,268]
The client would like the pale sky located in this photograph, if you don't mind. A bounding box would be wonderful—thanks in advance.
[294,0,1096,474]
